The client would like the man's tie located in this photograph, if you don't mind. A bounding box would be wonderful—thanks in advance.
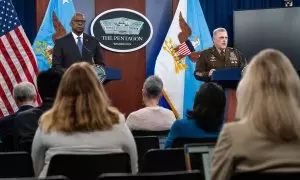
[220,50,225,60]
[77,36,83,56]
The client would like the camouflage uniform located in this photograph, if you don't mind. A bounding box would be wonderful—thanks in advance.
[194,46,246,82]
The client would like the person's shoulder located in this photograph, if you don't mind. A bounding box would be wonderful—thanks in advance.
[0,114,10,122]
[222,120,247,134]
[201,47,214,54]
[15,107,39,122]
[227,47,241,54]
[172,118,191,127]
[55,33,72,43]
[158,107,176,117]
[84,33,98,42]
[117,113,126,123]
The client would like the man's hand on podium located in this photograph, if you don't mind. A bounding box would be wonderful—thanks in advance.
[209,69,216,77]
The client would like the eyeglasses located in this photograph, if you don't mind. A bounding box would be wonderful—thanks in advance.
[72,19,86,23]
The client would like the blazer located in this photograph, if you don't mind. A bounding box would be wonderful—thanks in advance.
[211,120,300,180]
[13,99,54,152]
[0,105,34,151]
[52,33,104,72]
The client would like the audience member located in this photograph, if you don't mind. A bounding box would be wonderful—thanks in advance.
[211,49,300,180]
[126,75,176,131]
[0,82,36,151]
[13,69,62,152]
[31,62,137,177]
[165,82,225,148]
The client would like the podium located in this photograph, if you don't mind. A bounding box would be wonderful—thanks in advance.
[104,67,121,84]
[211,68,242,122]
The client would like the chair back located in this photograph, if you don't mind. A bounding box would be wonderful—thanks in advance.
[47,153,131,180]
[98,170,203,180]
[231,172,300,180]
[0,151,34,178]
[172,137,217,148]
[134,136,159,168]
[131,130,169,137]
[140,148,186,172]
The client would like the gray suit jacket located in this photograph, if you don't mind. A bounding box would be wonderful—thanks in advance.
[52,33,104,72]
[211,121,300,180]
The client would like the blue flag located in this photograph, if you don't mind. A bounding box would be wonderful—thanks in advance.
[183,0,213,117]
[32,0,75,71]
[155,0,212,118]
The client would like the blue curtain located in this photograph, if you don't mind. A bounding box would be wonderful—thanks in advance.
[200,0,300,47]
[11,0,36,43]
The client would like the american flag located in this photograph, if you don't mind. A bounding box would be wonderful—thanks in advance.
[177,40,195,56]
[0,0,41,118]
[178,42,191,56]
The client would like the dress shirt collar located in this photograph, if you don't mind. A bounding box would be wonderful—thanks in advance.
[72,32,83,43]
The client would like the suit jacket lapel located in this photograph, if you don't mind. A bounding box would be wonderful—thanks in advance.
[67,33,82,59]
[82,33,89,60]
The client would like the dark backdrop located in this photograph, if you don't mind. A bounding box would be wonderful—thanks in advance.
[234,7,300,70]
[199,0,300,47]
[12,0,36,43]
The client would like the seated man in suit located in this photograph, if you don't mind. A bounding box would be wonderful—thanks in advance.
[0,82,36,151]
[52,12,104,72]
[13,69,62,152]
[194,28,246,82]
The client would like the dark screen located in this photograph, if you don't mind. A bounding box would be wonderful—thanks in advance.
[234,7,300,70]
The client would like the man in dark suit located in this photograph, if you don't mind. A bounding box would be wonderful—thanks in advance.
[0,82,36,151]
[52,12,104,72]
[194,28,247,82]
[13,69,62,152]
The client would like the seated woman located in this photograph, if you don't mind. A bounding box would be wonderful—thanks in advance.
[211,49,300,180]
[126,75,176,131]
[31,62,138,177]
[164,82,226,148]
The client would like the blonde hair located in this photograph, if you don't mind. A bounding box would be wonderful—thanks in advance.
[236,49,300,141]
[40,62,120,133]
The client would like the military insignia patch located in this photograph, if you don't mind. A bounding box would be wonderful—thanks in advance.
[230,52,238,61]
[210,56,216,61]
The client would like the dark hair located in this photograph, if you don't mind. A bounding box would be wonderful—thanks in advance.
[187,82,226,132]
[37,69,62,100]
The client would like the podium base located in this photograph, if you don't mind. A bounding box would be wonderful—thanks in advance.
[225,88,237,122]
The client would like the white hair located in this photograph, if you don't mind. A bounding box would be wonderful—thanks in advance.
[13,81,36,102]
[213,28,227,38]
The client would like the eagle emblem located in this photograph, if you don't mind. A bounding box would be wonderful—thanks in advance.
[163,12,201,73]
[35,12,67,66]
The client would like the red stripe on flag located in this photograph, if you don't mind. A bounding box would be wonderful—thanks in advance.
[6,32,39,98]
[0,84,14,115]
[14,28,41,104]
[0,39,19,92]
[6,33,35,84]
[15,28,39,75]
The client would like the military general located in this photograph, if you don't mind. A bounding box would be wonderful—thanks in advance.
[194,28,246,82]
